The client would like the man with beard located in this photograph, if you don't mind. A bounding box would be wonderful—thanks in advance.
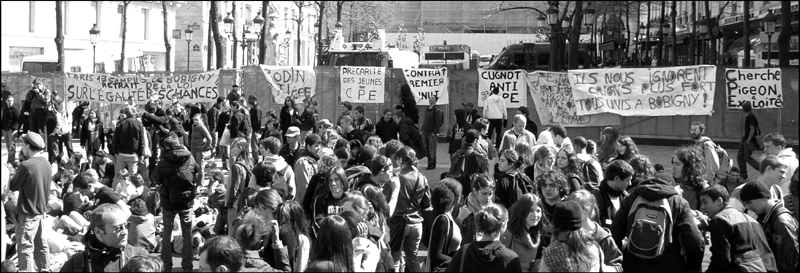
[691,121,720,183]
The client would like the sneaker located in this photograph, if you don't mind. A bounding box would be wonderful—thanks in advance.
[426,165,436,170]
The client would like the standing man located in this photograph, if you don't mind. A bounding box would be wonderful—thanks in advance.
[280,126,302,167]
[71,101,89,139]
[421,95,443,170]
[1,95,19,164]
[482,86,507,148]
[516,106,537,136]
[760,133,798,195]
[227,84,242,104]
[690,121,721,183]
[738,101,761,179]
[207,98,222,156]
[740,181,799,272]
[113,106,145,176]
[249,95,263,163]
[152,135,200,272]
[8,132,50,272]
[51,103,74,162]
[352,106,373,132]
[26,78,52,146]
[463,102,481,127]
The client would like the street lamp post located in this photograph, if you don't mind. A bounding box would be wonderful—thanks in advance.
[89,24,100,73]
[583,7,596,60]
[698,18,708,64]
[639,23,646,66]
[185,25,193,71]
[223,12,235,67]
[546,5,559,71]
[763,11,777,67]
[662,21,670,65]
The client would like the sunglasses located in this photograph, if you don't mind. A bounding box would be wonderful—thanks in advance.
[108,222,131,233]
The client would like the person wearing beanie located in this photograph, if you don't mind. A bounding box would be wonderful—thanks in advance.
[540,200,602,272]
[740,180,799,272]
[699,185,777,272]
[610,177,705,272]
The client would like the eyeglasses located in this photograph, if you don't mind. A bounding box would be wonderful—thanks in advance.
[109,222,131,233]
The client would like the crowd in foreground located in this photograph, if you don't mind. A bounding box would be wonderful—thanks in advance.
[0,80,798,272]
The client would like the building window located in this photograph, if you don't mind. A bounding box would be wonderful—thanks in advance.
[9,46,44,70]
[29,1,35,32]
[142,8,149,40]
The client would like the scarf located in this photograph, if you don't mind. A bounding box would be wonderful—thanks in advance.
[600,180,625,197]
[466,191,491,216]
[543,239,573,272]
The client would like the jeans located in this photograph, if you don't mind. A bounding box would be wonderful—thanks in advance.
[391,222,423,272]
[30,109,48,147]
[193,151,205,186]
[116,154,139,176]
[488,119,504,148]
[227,206,239,236]
[737,142,760,179]
[251,132,260,164]
[57,133,74,160]
[422,132,438,166]
[162,208,194,271]
[16,213,50,272]
[3,129,16,163]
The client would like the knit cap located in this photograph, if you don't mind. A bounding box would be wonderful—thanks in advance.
[739,180,771,203]
[553,200,583,231]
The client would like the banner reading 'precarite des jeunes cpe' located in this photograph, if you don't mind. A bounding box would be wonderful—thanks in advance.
[65,71,220,104]
[340,66,386,103]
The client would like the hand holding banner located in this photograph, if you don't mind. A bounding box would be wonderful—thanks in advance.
[568,65,716,116]
[260,65,317,104]
[340,66,385,103]
[477,69,527,108]
[725,68,783,109]
[402,68,449,105]
[527,71,620,127]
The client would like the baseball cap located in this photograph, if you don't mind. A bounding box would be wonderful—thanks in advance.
[285,126,301,137]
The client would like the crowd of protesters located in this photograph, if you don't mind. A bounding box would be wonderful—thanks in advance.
[0,80,798,273]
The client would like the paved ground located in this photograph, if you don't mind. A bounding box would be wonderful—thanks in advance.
[2,137,764,271]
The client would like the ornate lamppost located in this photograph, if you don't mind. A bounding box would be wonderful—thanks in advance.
[185,25,193,70]
[763,10,777,67]
[89,24,100,73]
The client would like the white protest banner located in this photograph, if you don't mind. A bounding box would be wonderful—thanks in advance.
[260,65,316,104]
[402,67,449,105]
[725,68,783,109]
[65,71,220,104]
[526,71,620,127]
[477,69,527,108]
[569,65,716,116]
[340,66,385,103]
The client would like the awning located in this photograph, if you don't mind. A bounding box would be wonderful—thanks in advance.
[727,33,760,55]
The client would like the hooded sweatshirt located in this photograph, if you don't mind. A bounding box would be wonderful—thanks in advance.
[610,178,705,272]
[444,240,522,272]
[262,155,297,200]
[152,146,199,211]
[482,94,507,120]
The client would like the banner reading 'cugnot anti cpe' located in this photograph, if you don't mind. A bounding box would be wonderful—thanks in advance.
[477,68,527,108]
[65,71,220,104]
[568,65,717,116]
[725,68,783,109]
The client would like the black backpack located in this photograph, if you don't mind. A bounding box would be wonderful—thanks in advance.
[581,158,601,190]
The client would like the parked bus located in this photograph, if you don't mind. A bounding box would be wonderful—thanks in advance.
[486,43,591,71]
[419,43,474,70]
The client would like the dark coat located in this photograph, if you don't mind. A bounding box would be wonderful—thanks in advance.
[151,146,199,211]
[279,105,298,132]
[706,206,777,272]
[445,240,522,272]
[759,202,799,272]
[59,233,149,272]
[375,117,398,143]
[397,117,425,159]
[80,119,104,148]
[113,117,144,156]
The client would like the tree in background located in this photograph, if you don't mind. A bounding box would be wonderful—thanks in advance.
[55,1,65,72]
[777,0,791,67]
[119,1,131,72]
[162,1,171,72]
[211,1,225,69]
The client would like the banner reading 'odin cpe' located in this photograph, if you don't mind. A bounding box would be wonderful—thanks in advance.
[526,71,620,127]
[568,65,717,116]
[65,71,220,104]
[725,68,783,109]
[259,65,317,104]
[402,67,449,106]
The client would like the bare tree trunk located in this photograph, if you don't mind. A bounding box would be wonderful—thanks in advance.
[690,1,696,65]
[636,1,641,66]
[297,3,303,66]
[259,1,269,64]
[120,1,130,73]
[743,1,750,67]
[162,1,172,72]
[671,1,676,65]
[657,1,665,66]
[232,1,238,68]
[337,1,345,23]
[316,2,325,66]
[704,2,716,64]
[208,15,214,70]
[626,2,630,64]
[646,2,651,65]
[778,1,791,67]
[55,1,65,72]
[569,1,583,69]
[211,1,225,69]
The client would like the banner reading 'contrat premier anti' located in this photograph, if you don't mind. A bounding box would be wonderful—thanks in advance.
[477,69,527,108]
[568,65,717,116]
[65,71,220,104]
[402,67,449,105]
[526,71,620,127]
[259,65,317,104]
[340,66,385,103]
[725,68,783,109]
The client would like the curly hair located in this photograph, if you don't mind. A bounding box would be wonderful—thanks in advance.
[557,145,582,179]
[536,170,569,199]
[500,149,524,172]
[515,142,535,168]
[629,154,655,187]
[674,146,707,189]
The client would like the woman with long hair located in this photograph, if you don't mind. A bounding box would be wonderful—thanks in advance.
[396,84,419,123]
[540,201,602,272]
[80,109,104,164]
[422,184,462,271]
[614,135,639,162]
[190,113,212,187]
[672,146,708,210]
[525,145,557,185]
[276,200,312,272]
[311,166,350,237]
[496,149,534,209]
[556,145,584,193]
[226,137,253,236]
[629,154,655,192]
[250,189,300,271]
[446,203,522,272]
[501,193,542,272]
[302,155,339,220]
[388,146,430,272]
[515,142,535,170]
[280,97,299,137]
[456,174,495,246]
[235,213,291,272]
[365,136,384,151]
[598,127,620,165]
[339,210,390,272]
[567,190,623,272]
[309,215,355,272]
[460,153,490,198]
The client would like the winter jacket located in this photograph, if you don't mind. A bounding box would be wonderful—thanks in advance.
[375,117,398,143]
[449,143,477,188]
[706,206,777,272]
[397,117,424,158]
[293,149,318,205]
[151,146,199,211]
[59,233,149,272]
[190,124,212,152]
[500,229,539,272]
[482,94,507,120]
[113,117,144,156]
[262,155,297,200]
[445,240,522,272]
[1,104,19,130]
[591,180,629,229]
[589,221,624,272]
[127,213,157,253]
[279,144,301,168]
[354,117,373,131]
[229,109,252,139]
[610,178,705,272]
[759,202,799,272]
[448,109,472,154]
[250,106,263,134]
[206,104,220,132]
[499,128,536,153]
[392,166,431,217]
[280,105,298,132]
[421,106,444,134]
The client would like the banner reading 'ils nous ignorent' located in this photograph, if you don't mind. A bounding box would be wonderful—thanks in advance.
[526,71,620,127]
[568,65,717,116]
[65,71,220,104]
